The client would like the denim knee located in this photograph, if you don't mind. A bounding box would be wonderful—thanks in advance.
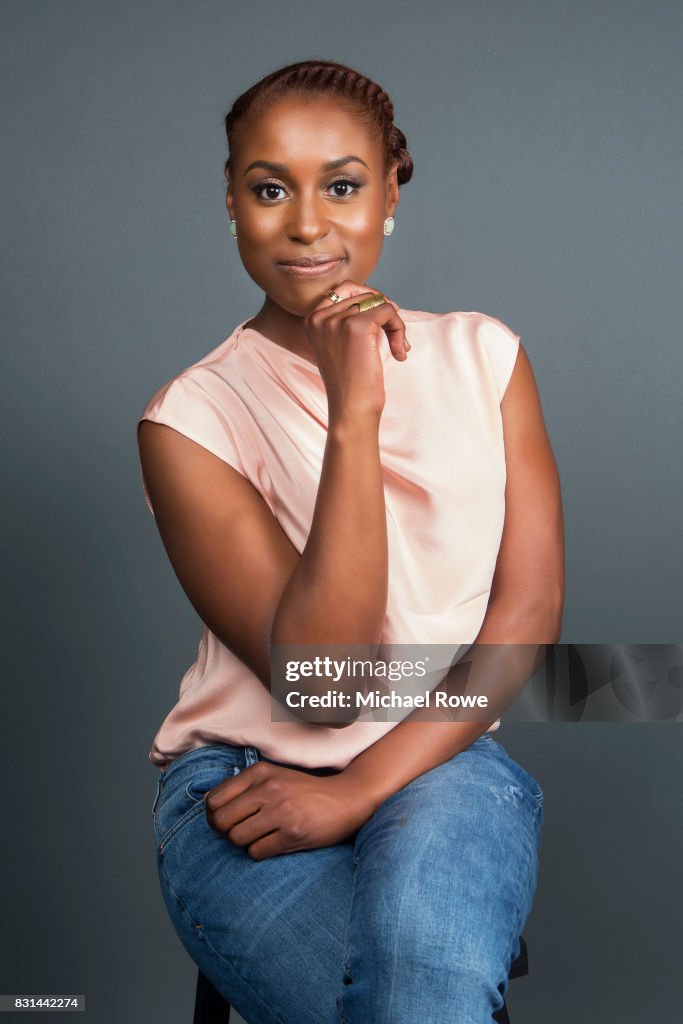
[338,948,509,1024]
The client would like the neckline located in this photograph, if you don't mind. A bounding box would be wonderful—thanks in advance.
[236,315,398,371]
[237,320,321,371]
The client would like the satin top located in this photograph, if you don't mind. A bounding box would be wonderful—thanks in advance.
[138,307,520,770]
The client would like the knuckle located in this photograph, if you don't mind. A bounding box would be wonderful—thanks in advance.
[207,806,222,829]
[285,820,305,842]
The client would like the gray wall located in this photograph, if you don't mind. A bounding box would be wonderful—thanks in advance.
[1,1,680,1021]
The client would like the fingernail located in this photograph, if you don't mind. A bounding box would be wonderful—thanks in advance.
[405,339,411,351]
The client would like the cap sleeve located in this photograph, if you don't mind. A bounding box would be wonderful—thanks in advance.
[137,372,248,517]
[477,314,521,402]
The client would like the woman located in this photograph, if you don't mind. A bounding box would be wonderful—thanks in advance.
[137,59,564,1024]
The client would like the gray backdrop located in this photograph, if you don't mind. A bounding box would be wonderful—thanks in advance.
[1,1,681,1021]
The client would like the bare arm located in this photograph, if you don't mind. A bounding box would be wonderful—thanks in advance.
[202,338,566,861]
[270,418,387,647]
[340,341,565,808]
[137,284,406,719]
[137,415,385,715]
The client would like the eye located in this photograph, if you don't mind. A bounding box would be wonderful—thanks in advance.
[252,182,287,201]
[250,177,364,203]
[326,177,363,198]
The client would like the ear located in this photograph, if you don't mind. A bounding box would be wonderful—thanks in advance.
[385,160,400,217]
[224,170,234,220]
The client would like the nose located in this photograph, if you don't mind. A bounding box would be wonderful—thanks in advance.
[285,191,331,245]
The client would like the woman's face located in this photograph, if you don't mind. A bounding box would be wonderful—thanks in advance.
[225,95,399,318]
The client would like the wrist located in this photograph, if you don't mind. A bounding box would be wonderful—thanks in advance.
[327,413,381,444]
[340,761,388,817]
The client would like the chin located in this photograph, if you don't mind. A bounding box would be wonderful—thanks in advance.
[271,296,315,318]
[272,290,334,318]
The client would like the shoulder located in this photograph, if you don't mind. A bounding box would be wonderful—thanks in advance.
[138,329,247,422]
[136,330,253,515]
[397,306,521,402]
[398,305,519,345]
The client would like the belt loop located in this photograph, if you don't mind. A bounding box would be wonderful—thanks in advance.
[244,746,259,767]
[151,774,163,816]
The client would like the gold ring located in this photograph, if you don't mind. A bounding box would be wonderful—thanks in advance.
[354,293,387,314]
[324,290,342,303]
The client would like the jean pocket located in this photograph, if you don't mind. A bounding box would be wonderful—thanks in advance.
[507,759,544,806]
[155,764,237,852]
[184,764,238,803]
[488,741,544,806]
[152,775,163,817]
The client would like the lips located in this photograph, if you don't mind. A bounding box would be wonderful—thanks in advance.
[276,256,346,278]
[278,255,343,267]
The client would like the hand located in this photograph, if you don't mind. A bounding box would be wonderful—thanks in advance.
[204,760,375,861]
[304,280,409,423]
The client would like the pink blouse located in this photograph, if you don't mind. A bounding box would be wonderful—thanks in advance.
[138,307,520,770]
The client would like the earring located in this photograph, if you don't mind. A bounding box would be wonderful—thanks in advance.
[229,219,238,238]
[383,216,395,236]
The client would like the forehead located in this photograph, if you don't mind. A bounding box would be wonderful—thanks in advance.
[236,95,382,168]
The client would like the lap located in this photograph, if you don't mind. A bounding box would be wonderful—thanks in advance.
[153,743,353,1024]
[345,735,543,990]
[354,733,543,922]
[151,735,543,1024]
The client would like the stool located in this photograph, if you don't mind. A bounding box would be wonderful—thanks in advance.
[193,935,529,1023]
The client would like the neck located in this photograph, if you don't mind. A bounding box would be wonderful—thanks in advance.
[245,297,316,362]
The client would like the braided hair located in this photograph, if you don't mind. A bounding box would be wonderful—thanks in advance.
[224,60,413,186]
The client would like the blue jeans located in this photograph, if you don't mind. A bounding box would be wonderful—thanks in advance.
[151,733,543,1024]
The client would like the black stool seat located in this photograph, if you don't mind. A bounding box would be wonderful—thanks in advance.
[193,935,529,1023]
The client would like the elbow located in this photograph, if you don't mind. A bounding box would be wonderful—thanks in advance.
[523,575,564,644]
[311,712,361,729]
[500,592,563,645]
[267,653,365,729]
[531,594,564,645]
[549,585,565,643]
[278,702,362,729]
[551,607,563,644]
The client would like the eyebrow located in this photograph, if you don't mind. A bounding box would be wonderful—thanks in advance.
[242,155,370,177]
